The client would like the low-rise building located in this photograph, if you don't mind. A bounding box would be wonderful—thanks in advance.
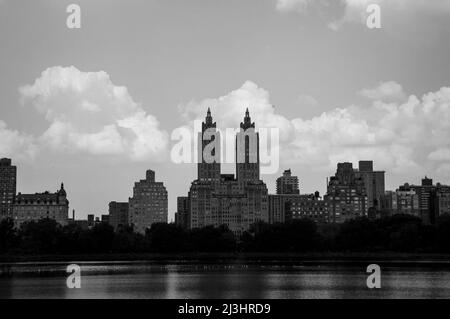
[286,193,328,223]
[12,183,69,227]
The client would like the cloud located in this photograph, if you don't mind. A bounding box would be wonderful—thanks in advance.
[359,81,406,102]
[276,0,450,30]
[276,0,310,12]
[180,80,450,180]
[428,149,450,162]
[297,94,319,108]
[19,66,168,161]
[179,80,294,141]
[290,85,450,177]
[0,121,36,161]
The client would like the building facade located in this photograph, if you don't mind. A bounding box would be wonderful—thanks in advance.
[354,161,385,210]
[268,194,290,224]
[409,177,436,224]
[187,109,269,236]
[0,158,17,219]
[12,183,69,227]
[276,169,300,195]
[324,162,368,223]
[108,201,129,230]
[285,192,328,223]
[436,189,450,218]
[379,179,450,223]
[128,170,168,234]
[175,196,190,229]
[380,187,420,217]
[408,178,450,224]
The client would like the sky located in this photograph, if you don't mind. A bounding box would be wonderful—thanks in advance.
[1,0,450,220]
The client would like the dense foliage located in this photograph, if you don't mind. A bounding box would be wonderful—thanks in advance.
[1,214,450,255]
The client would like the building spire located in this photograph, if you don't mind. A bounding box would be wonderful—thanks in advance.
[59,182,67,197]
[240,107,254,130]
[205,107,213,125]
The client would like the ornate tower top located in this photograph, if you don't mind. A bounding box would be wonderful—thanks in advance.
[206,107,212,123]
[59,183,67,197]
[240,108,255,130]
[203,107,216,130]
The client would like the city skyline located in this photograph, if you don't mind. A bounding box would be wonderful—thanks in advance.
[2,1,450,220]
[2,146,449,226]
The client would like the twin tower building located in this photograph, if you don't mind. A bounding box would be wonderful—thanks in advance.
[176,108,269,236]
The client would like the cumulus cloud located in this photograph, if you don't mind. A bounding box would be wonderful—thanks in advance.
[291,85,450,177]
[19,66,168,161]
[180,80,450,179]
[297,94,319,108]
[0,121,36,161]
[288,85,450,178]
[276,0,450,30]
[179,80,294,141]
[276,0,310,12]
[359,81,406,102]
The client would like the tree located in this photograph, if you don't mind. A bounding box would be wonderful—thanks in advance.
[146,223,188,253]
[436,214,450,253]
[18,219,63,254]
[189,225,236,252]
[0,218,17,253]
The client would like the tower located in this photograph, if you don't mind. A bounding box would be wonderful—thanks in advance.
[0,158,17,219]
[276,169,300,195]
[128,170,168,234]
[236,108,260,183]
[197,108,221,181]
[355,161,385,210]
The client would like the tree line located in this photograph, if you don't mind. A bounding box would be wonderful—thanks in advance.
[1,214,450,255]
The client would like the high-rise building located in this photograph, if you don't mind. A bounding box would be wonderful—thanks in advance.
[355,161,385,209]
[380,186,420,217]
[175,196,189,229]
[235,108,260,183]
[276,169,300,195]
[0,158,17,219]
[128,170,168,234]
[187,109,269,236]
[407,177,450,224]
[108,201,129,230]
[435,189,450,218]
[197,108,221,182]
[324,162,368,223]
[270,170,327,224]
[411,177,435,224]
[380,179,450,224]
[268,194,290,224]
[12,183,69,227]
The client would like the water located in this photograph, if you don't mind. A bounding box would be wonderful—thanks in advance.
[1,261,450,298]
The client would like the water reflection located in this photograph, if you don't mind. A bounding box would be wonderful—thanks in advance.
[1,262,450,299]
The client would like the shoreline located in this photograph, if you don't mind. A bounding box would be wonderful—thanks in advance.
[3,252,450,265]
